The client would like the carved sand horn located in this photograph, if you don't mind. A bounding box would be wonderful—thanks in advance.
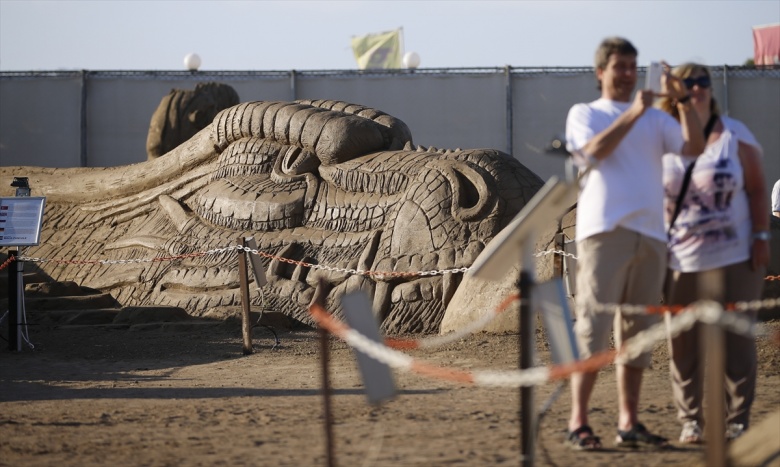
[212,101,413,166]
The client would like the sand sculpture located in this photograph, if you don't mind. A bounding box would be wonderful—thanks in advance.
[146,82,239,160]
[0,100,544,333]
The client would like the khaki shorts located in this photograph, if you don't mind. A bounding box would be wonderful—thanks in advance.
[574,227,666,368]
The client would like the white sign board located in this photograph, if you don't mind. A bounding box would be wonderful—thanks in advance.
[469,177,577,281]
[533,278,579,365]
[341,291,397,405]
[244,237,268,287]
[0,197,46,246]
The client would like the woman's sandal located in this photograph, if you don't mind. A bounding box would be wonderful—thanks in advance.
[616,423,670,449]
[566,425,602,450]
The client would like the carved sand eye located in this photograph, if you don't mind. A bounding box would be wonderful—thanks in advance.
[281,146,319,175]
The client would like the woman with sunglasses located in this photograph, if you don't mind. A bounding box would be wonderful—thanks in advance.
[658,63,770,444]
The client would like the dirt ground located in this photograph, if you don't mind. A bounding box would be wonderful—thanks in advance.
[1,314,779,467]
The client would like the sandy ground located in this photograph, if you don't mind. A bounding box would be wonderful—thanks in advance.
[1,315,779,467]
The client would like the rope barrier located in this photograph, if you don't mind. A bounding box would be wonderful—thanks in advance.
[595,297,780,316]
[309,299,760,388]
[385,294,520,350]
[0,255,15,271]
[4,239,778,362]
[4,244,778,349]
[378,295,778,352]
[12,245,469,278]
[7,245,778,282]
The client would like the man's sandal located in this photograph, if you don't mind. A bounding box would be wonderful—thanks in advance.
[680,420,703,444]
[566,425,602,450]
[616,423,670,449]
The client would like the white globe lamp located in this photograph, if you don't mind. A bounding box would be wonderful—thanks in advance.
[403,51,421,69]
[184,53,202,71]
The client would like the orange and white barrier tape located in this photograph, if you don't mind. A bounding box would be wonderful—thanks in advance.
[385,294,520,350]
[310,299,760,388]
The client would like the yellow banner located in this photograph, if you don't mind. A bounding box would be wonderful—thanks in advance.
[351,29,402,70]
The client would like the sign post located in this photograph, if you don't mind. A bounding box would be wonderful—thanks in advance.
[8,249,20,352]
[1,195,46,352]
[468,177,577,466]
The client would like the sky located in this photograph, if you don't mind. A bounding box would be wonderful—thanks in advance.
[1,0,779,71]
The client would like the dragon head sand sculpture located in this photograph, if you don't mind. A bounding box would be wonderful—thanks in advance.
[1,100,543,333]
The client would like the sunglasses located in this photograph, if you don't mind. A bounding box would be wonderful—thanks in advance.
[683,76,711,89]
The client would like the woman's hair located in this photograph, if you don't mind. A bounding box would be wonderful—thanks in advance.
[657,62,721,121]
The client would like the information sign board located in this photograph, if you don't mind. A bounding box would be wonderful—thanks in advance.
[0,197,46,246]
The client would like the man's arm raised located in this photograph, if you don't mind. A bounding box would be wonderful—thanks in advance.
[581,90,654,161]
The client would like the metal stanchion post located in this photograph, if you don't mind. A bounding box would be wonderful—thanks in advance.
[553,232,565,279]
[312,279,335,467]
[466,177,576,467]
[7,177,33,352]
[14,249,23,352]
[8,250,20,352]
[520,233,537,467]
[320,325,335,467]
[237,238,253,355]
[519,271,536,467]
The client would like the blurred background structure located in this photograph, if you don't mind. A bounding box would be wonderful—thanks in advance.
[1,65,778,194]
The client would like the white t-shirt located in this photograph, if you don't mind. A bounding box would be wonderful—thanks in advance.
[663,116,761,272]
[566,98,685,243]
[772,178,780,213]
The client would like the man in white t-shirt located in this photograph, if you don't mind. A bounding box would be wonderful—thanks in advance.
[772,179,780,217]
[563,37,704,450]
